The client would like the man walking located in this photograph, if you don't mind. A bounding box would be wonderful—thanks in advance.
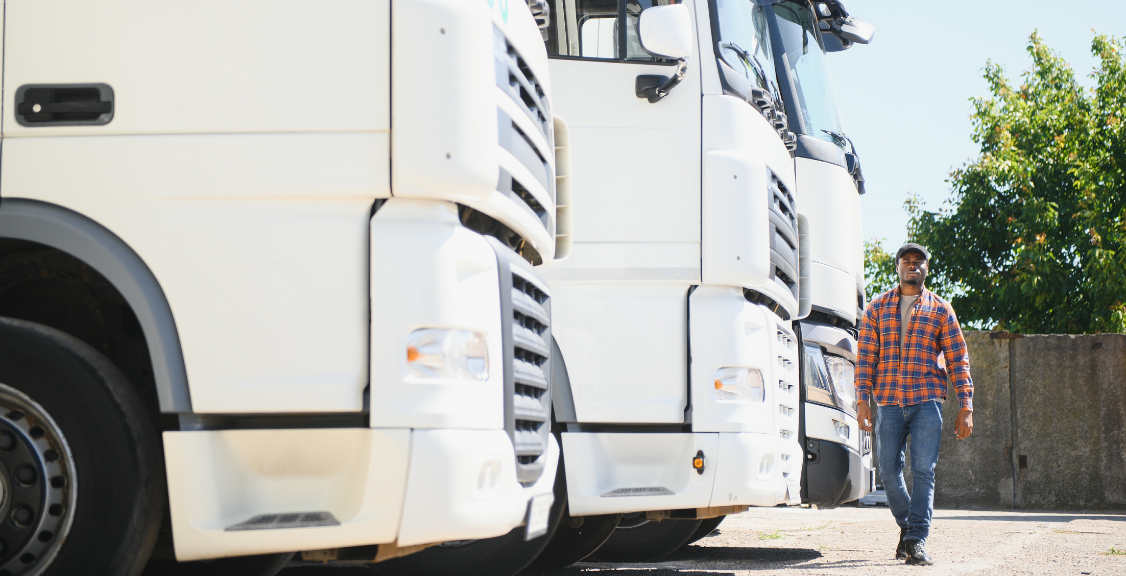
[856,243,973,566]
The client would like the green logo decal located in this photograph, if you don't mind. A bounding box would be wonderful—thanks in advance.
[487,0,509,23]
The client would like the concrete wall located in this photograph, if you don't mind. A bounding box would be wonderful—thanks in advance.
[885,332,1126,510]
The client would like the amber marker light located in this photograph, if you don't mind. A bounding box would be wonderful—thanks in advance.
[407,347,421,362]
[692,450,706,474]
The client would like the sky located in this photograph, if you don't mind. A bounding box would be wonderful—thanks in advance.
[824,0,1124,249]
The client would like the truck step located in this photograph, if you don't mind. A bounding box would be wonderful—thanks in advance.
[601,487,674,498]
[225,511,340,531]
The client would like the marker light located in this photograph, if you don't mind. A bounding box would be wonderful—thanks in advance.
[692,450,706,475]
[713,367,765,402]
[406,328,488,381]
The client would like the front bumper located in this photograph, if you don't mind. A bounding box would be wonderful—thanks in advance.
[561,431,794,516]
[802,402,873,507]
[164,428,555,560]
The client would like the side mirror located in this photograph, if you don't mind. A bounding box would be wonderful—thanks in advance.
[638,4,693,60]
[837,17,875,45]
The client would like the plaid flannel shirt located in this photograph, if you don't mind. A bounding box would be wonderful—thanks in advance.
[856,286,973,410]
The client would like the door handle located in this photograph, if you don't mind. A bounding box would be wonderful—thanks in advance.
[17,101,112,116]
[15,83,115,126]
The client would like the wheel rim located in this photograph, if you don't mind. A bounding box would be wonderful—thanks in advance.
[0,383,77,576]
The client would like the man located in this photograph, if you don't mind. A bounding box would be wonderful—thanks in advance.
[856,243,973,566]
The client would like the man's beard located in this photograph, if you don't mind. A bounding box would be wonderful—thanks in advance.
[904,275,924,286]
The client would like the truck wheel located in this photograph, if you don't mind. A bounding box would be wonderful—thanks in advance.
[523,509,621,571]
[370,461,567,576]
[0,316,163,575]
[682,515,726,547]
[587,515,702,563]
[142,552,294,576]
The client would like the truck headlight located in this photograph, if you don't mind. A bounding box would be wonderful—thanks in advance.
[713,367,765,402]
[824,354,856,411]
[406,329,488,381]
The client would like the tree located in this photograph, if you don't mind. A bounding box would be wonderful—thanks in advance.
[863,238,898,299]
[906,32,1126,334]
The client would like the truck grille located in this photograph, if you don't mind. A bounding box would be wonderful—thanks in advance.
[495,250,553,486]
[494,27,555,242]
[768,174,800,300]
[495,28,551,140]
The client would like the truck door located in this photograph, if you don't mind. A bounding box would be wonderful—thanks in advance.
[544,0,702,423]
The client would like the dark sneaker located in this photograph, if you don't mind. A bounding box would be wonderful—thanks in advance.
[904,539,934,566]
[895,528,908,560]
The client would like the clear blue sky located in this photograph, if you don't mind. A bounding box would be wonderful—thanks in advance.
[826,0,1124,249]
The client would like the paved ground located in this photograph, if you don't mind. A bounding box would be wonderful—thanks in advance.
[282,506,1126,576]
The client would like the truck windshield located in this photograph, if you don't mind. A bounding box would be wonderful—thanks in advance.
[773,1,845,148]
[711,0,781,102]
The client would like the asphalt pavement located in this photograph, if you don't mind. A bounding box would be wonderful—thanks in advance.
[281,506,1126,575]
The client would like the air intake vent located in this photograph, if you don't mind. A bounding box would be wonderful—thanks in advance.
[495,29,551,140]
[493,243,553,486]
[494,26,555,254]
[768,175,800,300]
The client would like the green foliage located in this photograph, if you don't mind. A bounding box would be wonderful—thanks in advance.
[907,32,1126,333]
[863,238,898,299]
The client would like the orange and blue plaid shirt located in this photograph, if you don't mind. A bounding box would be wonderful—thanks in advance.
[856,286,973,410]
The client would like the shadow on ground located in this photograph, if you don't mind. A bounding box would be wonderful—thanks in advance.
[940,514,1126,523]
[529,547,823,574]
[666,545,822,563]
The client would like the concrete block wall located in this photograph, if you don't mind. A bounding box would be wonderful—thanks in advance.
[888,332,1126,510]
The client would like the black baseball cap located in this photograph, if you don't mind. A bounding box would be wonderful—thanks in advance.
[896,243,930,261]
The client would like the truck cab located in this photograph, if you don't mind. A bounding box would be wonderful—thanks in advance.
[0,1,567,573]
[764,0,875,507]
[519,0,808,562]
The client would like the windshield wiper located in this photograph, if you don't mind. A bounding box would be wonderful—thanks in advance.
[721,42,782,103]
[821,128,851,150]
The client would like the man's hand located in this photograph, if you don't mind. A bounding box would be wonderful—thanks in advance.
[955,408,973,439]
[857,402,874,432]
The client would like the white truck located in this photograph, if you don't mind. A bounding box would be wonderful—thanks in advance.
[0,1,568,575]
[522,0,810,565]
[765,0,876,509]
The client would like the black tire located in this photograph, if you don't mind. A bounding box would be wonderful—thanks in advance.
[142,553,295,576]
[587,516,703,563]
[523,510,622,572]
[0,316,163,576]
[682,515,726,548]
[370,458,568,576]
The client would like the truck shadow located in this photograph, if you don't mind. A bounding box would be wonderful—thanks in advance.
[667,545,823,563]
[532,547,823,574]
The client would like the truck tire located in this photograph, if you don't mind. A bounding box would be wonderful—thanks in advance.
[142,553,294,576]
[523,510,621,572]
[0,316,163,576]
[586,516,702,563]
[682,515,725,547]
[370,460,567,576]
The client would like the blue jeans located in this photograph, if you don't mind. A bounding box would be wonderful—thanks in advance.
[876,400,943,542]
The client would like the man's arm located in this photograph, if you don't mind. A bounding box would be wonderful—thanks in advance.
[855,300,880,431]
[939,304,974,438]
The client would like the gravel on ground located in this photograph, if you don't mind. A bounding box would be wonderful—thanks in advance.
[282,506,1126,576]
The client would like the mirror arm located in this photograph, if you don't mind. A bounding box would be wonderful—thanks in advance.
[634,58,688,104]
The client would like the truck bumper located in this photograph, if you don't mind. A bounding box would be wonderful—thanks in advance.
[802,402,873,507]
[561,431,793,516]
[164,427,552,560]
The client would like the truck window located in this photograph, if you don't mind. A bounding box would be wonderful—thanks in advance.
[712,0,780,98]
[548,0,678,63]
[773,0,845,147]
